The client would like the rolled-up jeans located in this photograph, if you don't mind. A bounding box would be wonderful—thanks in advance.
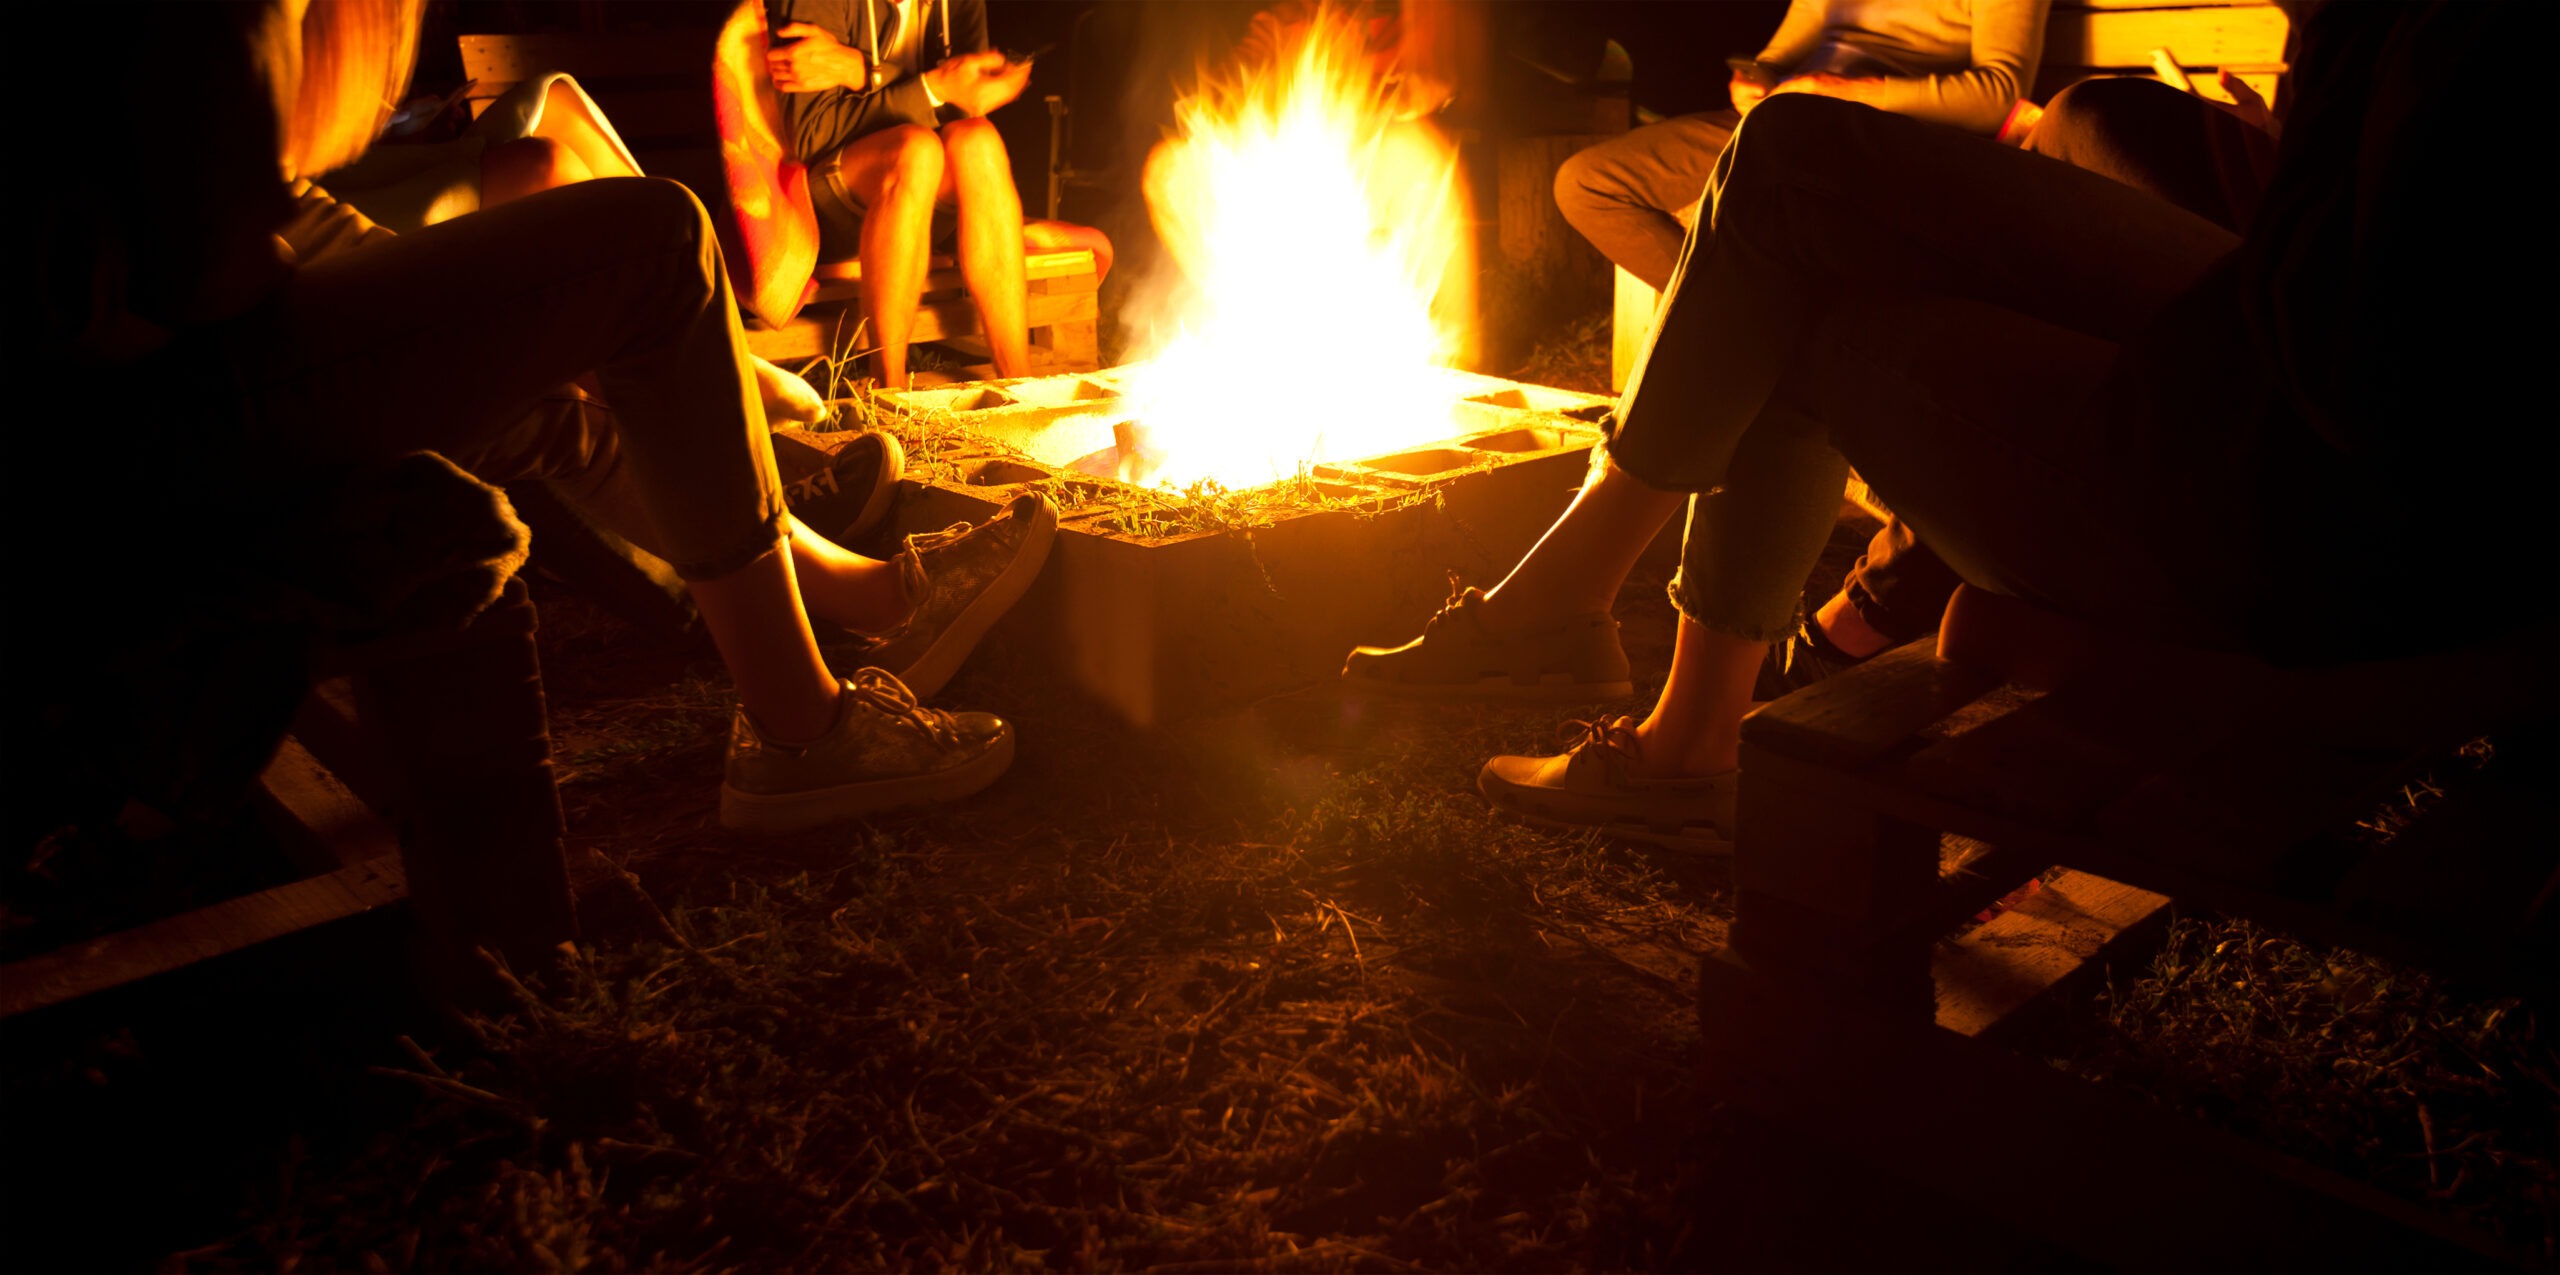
[211,176,785,582]
[1613,96,2242,646]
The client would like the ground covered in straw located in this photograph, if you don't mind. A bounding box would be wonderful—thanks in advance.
[5,327,2553,1271]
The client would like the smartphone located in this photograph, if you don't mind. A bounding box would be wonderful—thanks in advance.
[1726,56,1780,88]
[1002,42,1054,66]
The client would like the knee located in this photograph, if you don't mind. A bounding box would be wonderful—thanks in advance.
[482,135,583,197]
[1551,146,1602,219]
[2035,77,2184,151]
[880,125,945,196]
[941,116,1010,179]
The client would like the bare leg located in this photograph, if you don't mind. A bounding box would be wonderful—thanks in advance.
[788,513,917,633]
[940,117,1030,377]
[822,125,946,386]
[1813,588,1893,658]
[529,79,644,182]
[688,544,843,745]
[480,136,592,207]
[1629,616,1763,777]
[1476,458,1684,632]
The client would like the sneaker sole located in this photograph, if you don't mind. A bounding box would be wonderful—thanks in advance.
[1341,671,1635,704]
[718,729,1016,833]
[896,499,1060,701]
[833,431,907,543]
[1477,775,1732,855]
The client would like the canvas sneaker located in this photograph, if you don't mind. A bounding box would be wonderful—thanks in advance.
[719,668,1014,833]
[844,492,1060,701]
[1477,716,1735,854]
[773,428,904,544]
[1342,583,1633,702]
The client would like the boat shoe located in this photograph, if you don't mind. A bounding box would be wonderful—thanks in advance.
[1476,716,1735,854]
[1342,583,1633,702]
[846,492,1059,701]
[720,668,1014,833]
[773,427,904,544]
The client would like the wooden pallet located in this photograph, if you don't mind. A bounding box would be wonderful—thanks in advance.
[745,247,1102,374]
[1700,588,2557,1268]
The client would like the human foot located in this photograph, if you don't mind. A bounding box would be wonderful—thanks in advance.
[754,356,829,428]
[719,669,1014,832]
[1476,717,1736,854]
[1343,583,1632,703]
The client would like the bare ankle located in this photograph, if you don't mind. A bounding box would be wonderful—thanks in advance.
[1814,590,1892,659]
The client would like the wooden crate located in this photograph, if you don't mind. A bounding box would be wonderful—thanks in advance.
[1699,590,2556,1268]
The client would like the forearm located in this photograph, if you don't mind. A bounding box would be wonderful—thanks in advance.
[1842,64,2029,133]
[1754,0,1829,71]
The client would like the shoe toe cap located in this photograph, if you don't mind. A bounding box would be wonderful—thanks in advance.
[949,710,1011,746]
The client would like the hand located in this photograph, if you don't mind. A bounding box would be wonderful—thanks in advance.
[924,50,1027,116]
[767,23,872,93]
[1766,72,1876,104]
[2213,69,2277,136]
[1729,73,1770,115]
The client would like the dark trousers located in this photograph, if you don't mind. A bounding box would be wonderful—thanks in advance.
[1837,77,2269,643]
[1616,94,2271,649]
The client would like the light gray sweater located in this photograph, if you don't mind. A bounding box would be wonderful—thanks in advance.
[1758,0,2049,134]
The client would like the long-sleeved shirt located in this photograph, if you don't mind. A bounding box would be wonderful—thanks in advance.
[768,0,990,162]
[1755,0,2047,134]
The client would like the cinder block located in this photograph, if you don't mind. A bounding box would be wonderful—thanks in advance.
[863,368,1614,725]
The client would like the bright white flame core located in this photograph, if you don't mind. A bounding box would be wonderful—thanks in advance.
[1125,9,1470,491]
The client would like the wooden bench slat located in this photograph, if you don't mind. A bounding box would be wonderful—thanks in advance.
[1740,639,2001,771]
[460,32,710,84]
[0,858,407,1021]
[2044,4,2290,67]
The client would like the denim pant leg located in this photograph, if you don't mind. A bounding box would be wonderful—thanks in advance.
[217,176,784,581]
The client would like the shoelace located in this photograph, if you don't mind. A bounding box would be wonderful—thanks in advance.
[1558,716,1641,760]
[843,667,967,748]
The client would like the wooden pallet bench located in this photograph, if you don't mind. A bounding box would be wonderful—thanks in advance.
[0,582,576,1023]
[1699,586,2557,1269]
[743,247,1102,375]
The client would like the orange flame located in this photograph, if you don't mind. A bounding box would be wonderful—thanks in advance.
[1124,4,1475,491]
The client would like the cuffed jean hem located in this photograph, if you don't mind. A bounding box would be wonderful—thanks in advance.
[1663,569,1801,643]
[670,509,792,582]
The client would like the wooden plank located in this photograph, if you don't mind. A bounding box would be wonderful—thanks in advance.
[254,737,401,874]
[748,289,1098,363]
[809,249,1095,286]
[1740,640,2001,771]
[2043,5,2290,68]
[1700,949,2524,1270]
[0,858,408,1021]
[1935,869,2172,1037]
[459,32,709,84]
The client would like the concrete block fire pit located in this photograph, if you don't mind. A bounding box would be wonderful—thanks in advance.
[862,367,1614,725]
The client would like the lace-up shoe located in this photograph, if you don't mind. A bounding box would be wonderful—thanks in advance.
[1342,582,1632,702]
[719,668,1013,832]
[773,428,904,543]
[1477,717,1735,854]
[847,493,1058,700]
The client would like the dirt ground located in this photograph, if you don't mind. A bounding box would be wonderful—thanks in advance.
[4,327,2551,1271]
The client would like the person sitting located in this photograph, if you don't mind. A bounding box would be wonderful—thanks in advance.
[319,72,832,426]
[1392,0,2541,850]
[762,0,1111,386]
[41,0,1048,834]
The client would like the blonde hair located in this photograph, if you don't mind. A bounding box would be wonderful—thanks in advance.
[283,0,426,178]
